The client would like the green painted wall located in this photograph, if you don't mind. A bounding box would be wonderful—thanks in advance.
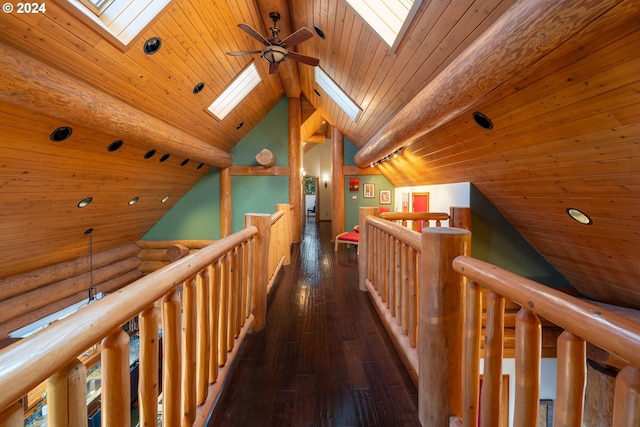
[470,185,570,288]
[230,98,289,232]
[344,138,357,166]
[344,175,394,231]
[143,168,222,240]
[143,98,290,240]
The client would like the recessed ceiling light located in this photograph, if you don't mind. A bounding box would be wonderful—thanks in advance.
[197,163,204,169]
[181,159,190,167]
[566,208,593,225]
[128,196,139,205]
[107,140,124,152]
[473,112,493,130]
[236,122,244,130]
[50,126,73,142]
[143,37,162,54]
[161,195,170,203]
[159,154,170,162]
[144,149,156,159]
[314,25,326,39]
[78,197,93,208]
[193,82,205,94]
[84,228,94,235]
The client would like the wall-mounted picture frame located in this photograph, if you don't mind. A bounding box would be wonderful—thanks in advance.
[348,177,359,192]
[363,183,375,198]
[379,189,391,205]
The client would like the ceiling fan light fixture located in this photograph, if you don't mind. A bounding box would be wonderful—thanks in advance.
[261,46,288,64]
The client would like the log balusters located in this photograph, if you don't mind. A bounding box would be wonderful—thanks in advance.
[101,329,131,427]
[47,359,87,427]
[514,309,541,427]
[138,306,159,427]
[554,331,585,427]
[162,289,182,427]
[181,278,197,426]
[612,367,640,426]
[481,292,505,427]
[462,281,482,427]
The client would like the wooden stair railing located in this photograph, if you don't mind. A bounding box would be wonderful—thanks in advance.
[453,256,640,427]
[0,207,292,427]
[380,211,450,231]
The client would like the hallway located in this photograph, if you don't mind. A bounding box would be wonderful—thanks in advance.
[208,221,420,426]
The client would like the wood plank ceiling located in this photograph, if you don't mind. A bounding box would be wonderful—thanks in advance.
[0,0,639,309]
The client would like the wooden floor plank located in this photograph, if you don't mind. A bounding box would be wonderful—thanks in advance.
[207,221,419,426]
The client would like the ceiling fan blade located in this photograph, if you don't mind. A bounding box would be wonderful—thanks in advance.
[288,51,320,67]
[269,62,280,74]
[226,50,262,56]
[279,27,313,48]
[238,23,271,46]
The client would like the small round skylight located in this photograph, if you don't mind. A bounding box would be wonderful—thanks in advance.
[50,126,73,142]
[78,197,93,208]
[128,196,139,205]
[566,208,593,225]
[143,37,162,55]
[144,149,156,159]
[473,112,493,130]
[108,140,124,152]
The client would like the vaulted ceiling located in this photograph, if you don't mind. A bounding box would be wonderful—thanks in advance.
[0,0,638,308]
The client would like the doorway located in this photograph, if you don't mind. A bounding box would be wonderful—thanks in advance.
[304,177,319,222]
[411,192,429,232]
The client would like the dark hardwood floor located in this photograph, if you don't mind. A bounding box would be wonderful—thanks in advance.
[207,220,420,427]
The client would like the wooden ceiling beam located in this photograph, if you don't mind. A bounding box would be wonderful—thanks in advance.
[256,0,302,98]
[0,41,232,168]
[353,0,626,167]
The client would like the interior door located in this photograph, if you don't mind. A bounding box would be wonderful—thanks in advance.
[411,192,429,232]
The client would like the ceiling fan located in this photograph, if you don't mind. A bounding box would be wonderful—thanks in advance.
[227,12,320,74]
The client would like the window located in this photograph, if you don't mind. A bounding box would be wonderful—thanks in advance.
[315,67,362,122]
[345,0,422,51]
[208,63,262,121]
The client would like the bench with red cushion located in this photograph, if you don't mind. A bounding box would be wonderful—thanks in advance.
[334,231,360,254]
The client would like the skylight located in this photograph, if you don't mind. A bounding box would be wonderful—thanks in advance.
[315,67,362,122]
[67,0,170,47]
[208,63,262,121]
[345,0,422,49]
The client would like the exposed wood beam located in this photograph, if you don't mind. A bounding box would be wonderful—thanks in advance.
[354,0,626,167]
[229,166,290,176]
[0,41,232,168]
[342,166,382,176]
[301,110,326,142]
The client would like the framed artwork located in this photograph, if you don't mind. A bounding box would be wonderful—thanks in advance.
[304,177,316,195]
[348,177,359,192]
[538,400,554,427]
[379,189,391,204]
[363,183,375,198]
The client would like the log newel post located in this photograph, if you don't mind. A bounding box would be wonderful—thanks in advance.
[331,126,345,238]
[612,367,640,426]
[220,167,232,237]
[138,306,159,427]
[245,213,272,331]
[481,292,505,427]
[554,331,586,427]
[418,227,471,426]
[101,329,131,427]
[450,206,472,231]
[358,207,379,292]
[514,308,541,427]
[47,359,87,427]
[276,204,292,265]
[288,97,302,243]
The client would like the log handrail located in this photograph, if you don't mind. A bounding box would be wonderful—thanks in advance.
[453,256,640,426]
[0,226,257,418]
[453,256,640,366]
[380,211,450,231]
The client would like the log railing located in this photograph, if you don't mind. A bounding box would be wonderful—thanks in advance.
[0,210,285,427]
[359,207,472,386]
[380,211,450,231]
[452,256,640,427]
[267,204,292,293]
